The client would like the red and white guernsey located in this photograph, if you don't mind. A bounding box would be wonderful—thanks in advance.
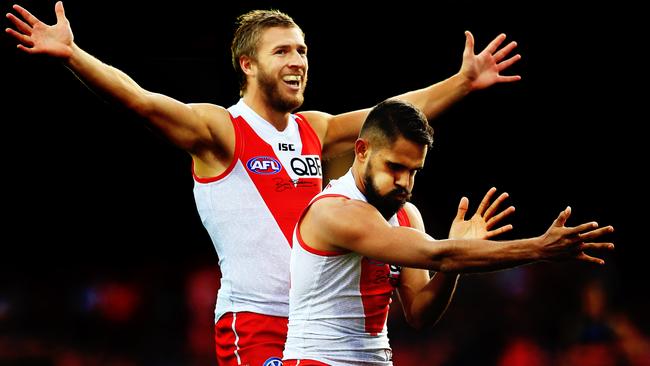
[284,170,410,366]
[193,99,322,321]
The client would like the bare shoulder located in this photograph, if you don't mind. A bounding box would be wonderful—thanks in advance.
[296,110,331,141]
[307,197,389,243]
[188,103,231,123]
[187,103,234,137]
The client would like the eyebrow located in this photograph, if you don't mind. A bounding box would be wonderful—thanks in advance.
[387,161,423,171]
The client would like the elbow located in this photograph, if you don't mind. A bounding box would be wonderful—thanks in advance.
[405,314,441,331]
[404,313,425,331]
[438,258,460,273]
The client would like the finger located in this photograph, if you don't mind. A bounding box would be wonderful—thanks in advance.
[476,187,497,217]
[493,41,518,62]
[464,30,475,57]
[497,54,522,72]
[455,196,469,221]
[580,242,615,251]
[6,12,32,36]
[12,4,40,27]
[486,206,515,229]
[5,27,33,46]
[553,206,571,227]
[565,221,599,236]
[55,1,66,23]
[486,224,513,238]
[578,226,615,241]
[484,192,509,220]
[496,75,522,83]
[17,43,36,54]
[575,252,605,265]
[484,33,507,55]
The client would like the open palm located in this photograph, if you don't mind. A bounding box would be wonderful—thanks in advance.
[449,187,515,240]
[460,31,522,91]
[5,1,74,58]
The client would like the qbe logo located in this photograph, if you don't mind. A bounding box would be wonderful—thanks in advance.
[290,155,322,177]
[246,156,282,175]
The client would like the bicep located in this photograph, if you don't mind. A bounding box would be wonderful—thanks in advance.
[397,267,430,314]
[140,93,225,152]
[321,201,439,269]
[301,109,371,160]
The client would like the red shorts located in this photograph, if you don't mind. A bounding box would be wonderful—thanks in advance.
[215,312,288,366]
[282,360,329,366]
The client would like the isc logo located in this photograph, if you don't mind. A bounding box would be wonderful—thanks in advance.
[246,156,283,175]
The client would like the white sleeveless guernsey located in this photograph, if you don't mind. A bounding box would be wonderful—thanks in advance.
[193,99,322,321]
[284,169,411,366]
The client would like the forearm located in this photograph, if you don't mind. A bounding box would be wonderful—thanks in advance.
[433,237,542,273]
[394,73,472,120]
[65,43,149,112]
[408,273,459,329]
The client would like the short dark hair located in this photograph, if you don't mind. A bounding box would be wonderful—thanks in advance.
[231,10,302,96]
[360,99,433,148]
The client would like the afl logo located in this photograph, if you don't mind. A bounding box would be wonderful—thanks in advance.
[263,357,283,366]
[246,156,282,175]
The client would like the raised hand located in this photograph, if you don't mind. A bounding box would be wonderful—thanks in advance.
[460,31,522,91]
[449,187,515,240]
[539,206,615,265]
[5,1,74,58]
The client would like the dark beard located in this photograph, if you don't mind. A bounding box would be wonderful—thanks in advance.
[258,67,305,113]
[363,171,410,220]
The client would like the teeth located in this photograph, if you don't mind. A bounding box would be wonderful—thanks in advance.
[283,75,301,82]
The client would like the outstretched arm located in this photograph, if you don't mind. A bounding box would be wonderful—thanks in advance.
[303,31,521,159]
[397,187,515,329]
[5,2,229,159]
[396,31,521,118]
[301,195,614,272]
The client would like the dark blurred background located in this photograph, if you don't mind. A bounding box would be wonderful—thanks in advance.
[1,0,647,365]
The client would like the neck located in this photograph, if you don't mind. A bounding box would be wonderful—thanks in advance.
[243,92,290,131]
[351,161,367,196]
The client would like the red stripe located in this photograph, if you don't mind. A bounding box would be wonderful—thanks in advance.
[396,207,411,227]
[359,208,410,335]
[235,115,322,247]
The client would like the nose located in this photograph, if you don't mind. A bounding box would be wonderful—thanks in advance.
[288,50,307,69]
[395,171,411,191]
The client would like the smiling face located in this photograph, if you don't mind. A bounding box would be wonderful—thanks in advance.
[249,26,308,113]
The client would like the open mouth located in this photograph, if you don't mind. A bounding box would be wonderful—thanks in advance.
[282,75,301,89]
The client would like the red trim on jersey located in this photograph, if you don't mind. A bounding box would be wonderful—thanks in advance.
[192,112,243,183]
[295,113,323,152]
[359,207,409,336]
[396,207,411,227]
[236,115,322,246]
[295,194,351,257]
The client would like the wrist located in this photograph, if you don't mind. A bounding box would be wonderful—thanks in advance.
[451,72,473,95]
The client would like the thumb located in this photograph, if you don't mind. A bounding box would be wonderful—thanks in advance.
[464,30,475,56]
[55,1,66,22]
[553,206,571,227]
[455,196,469,222]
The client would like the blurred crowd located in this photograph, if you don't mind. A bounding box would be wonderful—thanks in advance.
[1,263,648,366]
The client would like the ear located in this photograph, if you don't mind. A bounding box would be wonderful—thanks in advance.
[355,138,370,162]
[240,55,255,76]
